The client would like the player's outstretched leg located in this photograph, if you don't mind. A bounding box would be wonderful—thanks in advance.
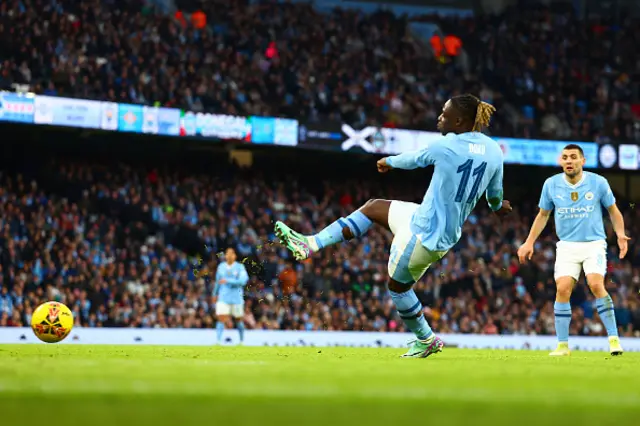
[550,276,574,356]
[587,273,623,356]
[389,280,443,358]
[275,199,391,260]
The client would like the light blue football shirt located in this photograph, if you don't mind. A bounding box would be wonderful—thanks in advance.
[538,171,615,242]
[214,261,249,305]
[386,132,504,251]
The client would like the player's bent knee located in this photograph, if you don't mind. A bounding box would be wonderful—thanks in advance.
[586,273,607,298]
[555,277,575,301]
[358,198,374,210]
[556,285,572,297]
[588,284,608,299]
[585,273,605,286]
[360,199,391,222]
[556,289,571,301]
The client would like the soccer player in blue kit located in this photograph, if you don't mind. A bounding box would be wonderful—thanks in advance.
[518,144,629,356]
[275,94,512,358]
[214,247,249,344]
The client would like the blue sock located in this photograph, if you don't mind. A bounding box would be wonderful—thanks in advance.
[390,289,433,340]
[595,295,618,337]
[237,321,245,342]
[216,321,224,342]
[314,210,373,249]
[554,301,571,342]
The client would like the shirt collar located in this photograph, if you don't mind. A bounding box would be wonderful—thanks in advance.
[563,172,586,188]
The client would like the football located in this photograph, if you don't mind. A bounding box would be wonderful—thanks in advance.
[30,301,74,343]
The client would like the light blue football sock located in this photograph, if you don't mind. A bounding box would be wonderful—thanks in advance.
[554,301,571,342]
[216,321,224,342]
[237,321,245,342]
[390,289,433,341]
[595,295,618,337]
[344,210,373,238]
[313,220,346,249]
[313,210,373,249]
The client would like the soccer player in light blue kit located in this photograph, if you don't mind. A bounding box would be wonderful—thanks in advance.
[275,95,512,358]
[518,144,629,356]
[213,247,249,344]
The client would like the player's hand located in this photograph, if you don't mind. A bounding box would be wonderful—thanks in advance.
[494,200,512,217]
[377,158,392,173]
[617,234,630,259]
[212,297,218,304]
[219,279,227,284]
[517,242,534,263]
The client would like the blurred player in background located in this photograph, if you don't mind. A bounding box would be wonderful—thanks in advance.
[517,144,629,356]
[276,94,512,358]
[214,248,249,344]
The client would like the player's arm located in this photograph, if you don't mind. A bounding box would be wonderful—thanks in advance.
[379,141,443,171]
[484,154,512,216]
[518,180,553,263]
[212,266,223,297]
[523,208,552,245]
[601,178,630,259]
[607,204,626,238]
[486,161,504,212]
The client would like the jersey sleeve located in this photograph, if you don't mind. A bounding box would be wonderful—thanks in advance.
[386,140,445,170]
[485,158,504,212]
[538,179,554,211]
[599,177,616,208]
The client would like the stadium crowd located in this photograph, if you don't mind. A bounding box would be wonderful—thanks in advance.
[0,0,638,141]
[434,6,640,142]
[0,153,639,339]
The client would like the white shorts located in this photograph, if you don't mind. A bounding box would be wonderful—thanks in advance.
[554,240,607,281]
[215,302,244,318]
[387,201,447,285]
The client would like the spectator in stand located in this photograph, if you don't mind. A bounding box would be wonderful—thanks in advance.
[431,4,639,141]
[1,0,636,141]
[0,153,639,337]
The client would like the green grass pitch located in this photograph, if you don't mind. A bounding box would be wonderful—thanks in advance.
[1,345,639,425]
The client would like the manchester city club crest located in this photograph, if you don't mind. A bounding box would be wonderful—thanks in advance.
[571,192,579,202]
